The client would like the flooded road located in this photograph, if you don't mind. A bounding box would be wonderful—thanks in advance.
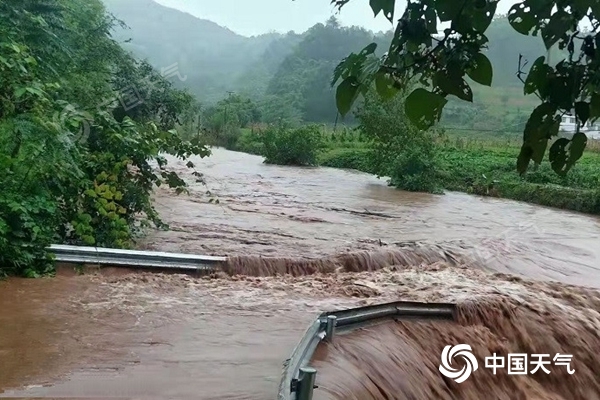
[2,148,600,399]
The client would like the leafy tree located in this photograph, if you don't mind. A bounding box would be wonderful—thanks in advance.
[0,0,208,276]
[201,93,261,148]
[356,88,442,193]
[332,0,600,176]
[203,93,261,131]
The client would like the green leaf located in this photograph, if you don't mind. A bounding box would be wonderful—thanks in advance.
[467,53,493,86]
[575,102,590,126]
[549,133,586,176]
[435,72,473,102]
[14,87,27,98]
[524,56,550,95]
[26,87,44,97]
[336,76,360,116]
[360,42,378,56]
[424,6,437,34]
[593,3,600,20]
[549,137,569,175]
[332,43,377,86]
[374,72,398,100]
[531,138,549,165]
[523,102,558,144]
[359,54,381,83]
[517,144,533,174]
[469,1,498,33]
[369,0,395,22]
[571,0,592,15]
[590,93,600,121]
[508,3,537,35]
[405,89,448,130]
[567,132,587,170]
[541,10,572,50]
[436,0,463,22]
[403,19,432,50]
[547,76,575,110]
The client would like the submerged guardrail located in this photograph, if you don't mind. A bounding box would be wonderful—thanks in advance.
[49,244,226,272]
[48,245,457,400]
[278,301,456,400]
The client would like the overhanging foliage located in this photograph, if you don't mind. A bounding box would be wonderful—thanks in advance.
[332,0,600,176]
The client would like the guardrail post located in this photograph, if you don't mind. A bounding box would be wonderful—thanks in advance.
[297,367,317,400]
[325,315,337,342]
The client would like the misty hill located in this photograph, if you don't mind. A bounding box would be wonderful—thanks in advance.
[102,0,286,102]
[103,0,564,128]
[264,18,391,123]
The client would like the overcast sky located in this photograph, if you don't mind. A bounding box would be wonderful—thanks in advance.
[154,0,519,37]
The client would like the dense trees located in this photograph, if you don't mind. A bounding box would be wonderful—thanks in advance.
[264,17,392,123]
[102,0,288,102]
[0,0,207,276]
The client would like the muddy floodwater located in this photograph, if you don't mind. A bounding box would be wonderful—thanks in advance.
[2,148,600,399]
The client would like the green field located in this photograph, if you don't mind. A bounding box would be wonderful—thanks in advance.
[318,137,600,214]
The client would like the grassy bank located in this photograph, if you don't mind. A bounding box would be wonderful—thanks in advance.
[218,127,600,215]
[319,140,600,214]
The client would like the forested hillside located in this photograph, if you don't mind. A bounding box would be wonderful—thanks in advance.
[264,18,392,123]
[102,0,285,102]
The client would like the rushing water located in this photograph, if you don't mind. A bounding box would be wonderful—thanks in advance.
[2,148,600,399]
[145,148,600,286]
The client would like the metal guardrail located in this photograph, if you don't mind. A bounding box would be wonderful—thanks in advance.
[48,245,456,400]
[49,244,226,272]
[278,301,456,400]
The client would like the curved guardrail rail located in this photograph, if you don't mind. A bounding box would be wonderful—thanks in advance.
[48,245,456,400]
[49,244,226,272]
[278,301,456,400]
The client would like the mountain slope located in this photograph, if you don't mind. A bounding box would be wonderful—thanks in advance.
[102,0,281,102]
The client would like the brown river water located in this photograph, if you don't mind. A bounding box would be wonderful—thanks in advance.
[1,148,600,399]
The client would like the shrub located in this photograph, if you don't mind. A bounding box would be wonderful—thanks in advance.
[318,148,374,173]
[388,142,441,193]
[356,88,442,193]
[262,124,323,166]
[236,129,265,155]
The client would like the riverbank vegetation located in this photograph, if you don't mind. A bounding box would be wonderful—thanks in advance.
[226,126,600,215]
[0,1,207,276]
[192,77,600,215]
